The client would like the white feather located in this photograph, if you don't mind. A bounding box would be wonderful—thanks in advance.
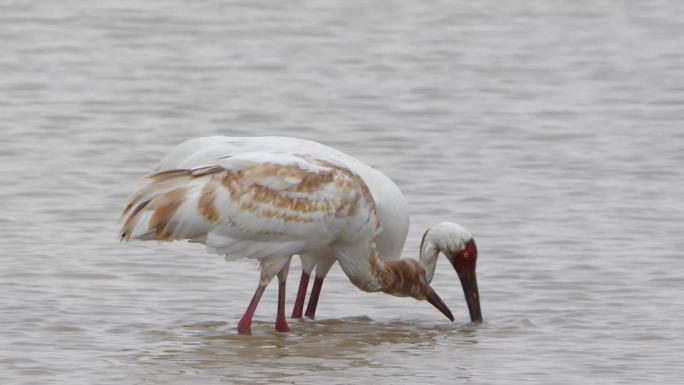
[121,148,381,266]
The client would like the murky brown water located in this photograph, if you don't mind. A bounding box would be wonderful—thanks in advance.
[2,1,684,384]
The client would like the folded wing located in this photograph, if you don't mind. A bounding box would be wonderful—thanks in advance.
[119,152,381,260]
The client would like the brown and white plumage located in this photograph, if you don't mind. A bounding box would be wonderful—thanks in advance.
[119,136,481,333]
[119,148,392,333]
[123,136,413,324]
[120,152,381,260]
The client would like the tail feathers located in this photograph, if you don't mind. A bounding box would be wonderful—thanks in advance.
[119,168,214,243]
[126,211,155,240]
[118,170,192,223]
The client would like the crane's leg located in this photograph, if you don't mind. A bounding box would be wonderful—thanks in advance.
[291,272,310,318]
[304,276,323,320]
[291,254,315,319]
[275,257,292,332]
[304,256,336,320]
[236,285,265,335]
[237,256,291,335]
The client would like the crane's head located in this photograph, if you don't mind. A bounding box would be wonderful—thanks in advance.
[420,222,482,323]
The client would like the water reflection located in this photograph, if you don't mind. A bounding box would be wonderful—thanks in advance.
[136,317,479,382]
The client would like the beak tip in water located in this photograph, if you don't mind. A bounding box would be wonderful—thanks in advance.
[425,285,454,321]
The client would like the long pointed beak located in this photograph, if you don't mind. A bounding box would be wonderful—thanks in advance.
[425,285,454,321]
[457,269,482,322]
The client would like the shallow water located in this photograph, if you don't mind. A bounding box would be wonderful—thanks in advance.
[1,1,684,384]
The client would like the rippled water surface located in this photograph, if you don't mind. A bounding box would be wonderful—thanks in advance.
[2,1,684,384]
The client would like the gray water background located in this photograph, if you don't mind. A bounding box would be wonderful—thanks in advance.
[1,1,683,384]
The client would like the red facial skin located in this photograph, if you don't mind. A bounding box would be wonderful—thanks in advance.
[453,239,478,274]
[451,239,482,322]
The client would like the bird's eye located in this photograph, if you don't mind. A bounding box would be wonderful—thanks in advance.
[463,252,470,258]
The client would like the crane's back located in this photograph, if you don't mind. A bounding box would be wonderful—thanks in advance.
[156,136,410,260]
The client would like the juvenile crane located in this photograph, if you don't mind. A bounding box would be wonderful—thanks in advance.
[119,137,482,334]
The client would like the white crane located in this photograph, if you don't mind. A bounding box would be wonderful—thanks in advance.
[119,137,482,334]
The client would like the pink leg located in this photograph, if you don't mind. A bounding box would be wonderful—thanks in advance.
[237,284,266,335]
[291,272,310,318]
[275,279,290,332]
[304,276,324,319]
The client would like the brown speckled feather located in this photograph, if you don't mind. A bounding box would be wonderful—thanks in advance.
[119,152,381,260]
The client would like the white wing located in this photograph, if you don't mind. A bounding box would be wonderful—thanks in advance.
[156,136,334,171]
[156,136,410,261]
[120,152,381,261]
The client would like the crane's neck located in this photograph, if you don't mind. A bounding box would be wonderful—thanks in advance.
[335,242,428,299]
[419,231,440,283]
[369,255,428,299]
